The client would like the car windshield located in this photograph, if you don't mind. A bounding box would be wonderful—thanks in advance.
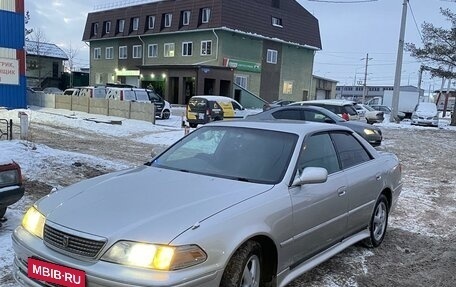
[151,126,298,184]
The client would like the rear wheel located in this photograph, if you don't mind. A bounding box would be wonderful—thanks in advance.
[161,110,170,119]
[364,194,389,248]
[220,241,262,287]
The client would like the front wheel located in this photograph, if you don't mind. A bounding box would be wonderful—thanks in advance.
[364,194,389,248]
[161,110,170,119]
[220,241,262,287]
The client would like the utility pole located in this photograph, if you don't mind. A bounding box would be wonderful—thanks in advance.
[417,65,424,104]
[361,53,372,104]
[390,0,408,122]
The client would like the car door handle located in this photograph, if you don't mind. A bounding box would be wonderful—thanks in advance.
[376,174,382,181]
[337,187,346,197]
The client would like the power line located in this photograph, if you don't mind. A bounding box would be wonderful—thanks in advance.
[408,1,424,43]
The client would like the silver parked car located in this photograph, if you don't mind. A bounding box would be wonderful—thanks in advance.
[12,121,402,287]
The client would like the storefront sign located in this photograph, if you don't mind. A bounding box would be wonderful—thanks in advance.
[224,58,261,73]
[115,69,140,76]
[0,58,19,85]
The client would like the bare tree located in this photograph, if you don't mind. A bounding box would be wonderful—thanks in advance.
[63,42,80,87]
[29,29,48,87]
[25,10,33,39]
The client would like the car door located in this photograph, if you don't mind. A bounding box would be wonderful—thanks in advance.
[289,132,348,264]
[231,100,247,118]
[330,131,383,235]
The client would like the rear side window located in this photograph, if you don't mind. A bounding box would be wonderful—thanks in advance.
[297,133,340,174]
[123,90,136,101]
[272,109,302,120]
[330,132,372,169]
[343,105,358,116]
[135,90,149,101]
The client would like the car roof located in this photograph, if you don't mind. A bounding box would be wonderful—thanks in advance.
[293,99,356,106]
[208,118,353,135]
[191,95,238,103]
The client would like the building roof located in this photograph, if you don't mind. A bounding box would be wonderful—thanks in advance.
[25,40,68,60]
[82,0,321,49]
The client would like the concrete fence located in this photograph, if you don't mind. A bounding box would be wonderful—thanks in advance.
[29,93,155,124]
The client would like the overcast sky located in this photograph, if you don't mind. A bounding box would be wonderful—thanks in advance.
[25,0,455,92]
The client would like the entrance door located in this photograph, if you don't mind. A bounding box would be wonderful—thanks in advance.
[204,78,215,95]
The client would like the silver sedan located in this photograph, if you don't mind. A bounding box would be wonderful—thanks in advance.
[12,121,402,287]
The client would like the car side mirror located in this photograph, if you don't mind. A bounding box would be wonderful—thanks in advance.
[292,167,328,186]
[324,118,335,124]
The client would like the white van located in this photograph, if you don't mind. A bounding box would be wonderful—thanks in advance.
[78,86,107,99]
[411,102,439,127]
[105,87,172,119]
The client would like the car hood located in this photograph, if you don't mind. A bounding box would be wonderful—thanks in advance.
[339,120,380,131]
[37,166,271,243]
[414,110,436,117]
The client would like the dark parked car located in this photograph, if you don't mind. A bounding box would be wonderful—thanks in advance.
[0,161,24,221]
[248,105,383,146]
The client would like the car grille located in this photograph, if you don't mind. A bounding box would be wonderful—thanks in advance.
[43,224,106,258]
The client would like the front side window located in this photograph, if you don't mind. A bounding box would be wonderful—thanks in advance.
[164,43,175,57]
[93,48,101,59]
[201,8,211,23]
[297,133,340,174]
[119,46,127,59]
[272,109,302,121]
[132,17,140,31]
[133,45,142,59]
[148,44,158,58]
[267,49,278,64]
[118,19,125,33]
[201,40,212,56]
[182,42,193,56]
[330,132,372,169]
[105,47,113,59]
[164,13,172,27]
[152,126,298,184]
[148,16,155,29]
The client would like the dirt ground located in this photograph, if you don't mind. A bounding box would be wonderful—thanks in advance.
[4,122,456,287]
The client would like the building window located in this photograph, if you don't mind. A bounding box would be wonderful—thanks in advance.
[105,47,113,59]
[283,81,293,94]
[92,23,98,35]
[272,17,282,27]
[119,46,127,59]
[164,43,175,57]
[94,48,101,59]
[182,11,190,26]
[105,21,111,34]
[201,40,212,56]
[132,17,140,31]
[164,13,172,28]
[266,49,278,64]
[201,8,211,23]
[118,19,125,33]
[235,75,248,89]
[148,16,155,29]
[148,44,158,58]
[133,45,142,59]
[182,42,193,56]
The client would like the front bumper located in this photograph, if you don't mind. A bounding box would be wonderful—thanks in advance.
[0,185,25,209]
[12,226,223,287]
[411,119,439,126]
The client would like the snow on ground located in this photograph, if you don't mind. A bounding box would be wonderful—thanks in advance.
[1,106,455,287]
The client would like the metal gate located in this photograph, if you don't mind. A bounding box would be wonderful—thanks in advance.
[0,119,13,140]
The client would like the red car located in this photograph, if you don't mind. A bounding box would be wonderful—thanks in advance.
[0,161,24,220]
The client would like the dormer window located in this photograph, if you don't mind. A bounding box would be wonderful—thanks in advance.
[132,17,140,31]
[164,13,172,27]
[148,16,155,29]
[201,8,211,23]
[118,19,125,33]
[105,21,111,34]
[272,17,282,27]
[182,10,190,26]
[92,23,99,36]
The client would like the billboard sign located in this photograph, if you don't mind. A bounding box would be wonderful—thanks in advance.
[0,58,19,85]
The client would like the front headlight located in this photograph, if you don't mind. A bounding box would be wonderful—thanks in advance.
[102,241,207,270]
[22,206,46,239]
[412,115,418,119]
[433,116,439,120]
[364,129,376,135]
[0,169,20,188]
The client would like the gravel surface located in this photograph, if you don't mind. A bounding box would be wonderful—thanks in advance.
[1,120,455,287]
